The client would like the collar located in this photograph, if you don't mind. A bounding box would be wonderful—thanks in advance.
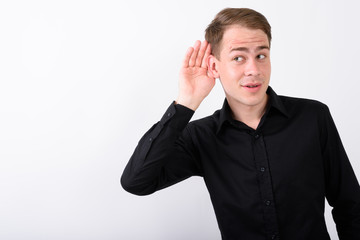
[216,86,289,134]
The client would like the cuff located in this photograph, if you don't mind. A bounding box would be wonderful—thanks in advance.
[160,101,194,131]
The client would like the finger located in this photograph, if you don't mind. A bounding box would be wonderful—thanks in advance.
[195,40,208,67]
[188,40,201,67]
[201,42,211,68]
[182,47,194,68]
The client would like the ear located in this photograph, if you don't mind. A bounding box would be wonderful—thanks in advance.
[207,54,220,79]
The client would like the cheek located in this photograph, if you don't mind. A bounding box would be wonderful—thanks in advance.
[263,62,271,74]
[265,67,271,79]
[220,64,243,78]
[255,63,270,80]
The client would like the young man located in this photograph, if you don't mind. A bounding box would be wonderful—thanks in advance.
[121,8,360,240]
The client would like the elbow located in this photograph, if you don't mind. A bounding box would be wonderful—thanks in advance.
[120,175,143,195]
[120,173,156,196]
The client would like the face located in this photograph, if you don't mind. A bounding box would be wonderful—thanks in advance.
[209,25,271,109]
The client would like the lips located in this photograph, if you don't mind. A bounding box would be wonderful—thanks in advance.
[244,84,260,88]
[241,82,262,92]
[242,83,262,88]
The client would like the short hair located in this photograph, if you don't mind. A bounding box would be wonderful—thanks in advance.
[205,8,272,59]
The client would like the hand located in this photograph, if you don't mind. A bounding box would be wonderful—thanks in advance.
[176,40,215,111]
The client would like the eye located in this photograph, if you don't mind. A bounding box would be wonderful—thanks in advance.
[234,56,244,62]
[257,54,266,60]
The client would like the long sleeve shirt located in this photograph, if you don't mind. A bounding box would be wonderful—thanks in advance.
[121,87,360,240]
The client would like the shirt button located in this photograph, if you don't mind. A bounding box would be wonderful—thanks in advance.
[167,112,172,117]
[260,167,266,172]
[254,134,260,139]
[265,200,271,206]
[271,234,278,239]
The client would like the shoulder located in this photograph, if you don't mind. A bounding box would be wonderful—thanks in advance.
[279,95,330,117]
[186,110,221,134]
[275,95,334,139]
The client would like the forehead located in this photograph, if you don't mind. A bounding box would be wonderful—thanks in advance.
[221,25,269,52]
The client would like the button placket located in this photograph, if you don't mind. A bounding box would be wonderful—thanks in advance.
[252,133,280,236]
[271,233,278,239]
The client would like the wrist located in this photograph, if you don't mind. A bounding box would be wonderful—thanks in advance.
[175,97,201,111]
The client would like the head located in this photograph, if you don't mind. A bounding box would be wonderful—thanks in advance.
[205,8,272,110]
[205,8,271,59]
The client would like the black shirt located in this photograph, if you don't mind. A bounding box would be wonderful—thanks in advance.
[121,87,360,240]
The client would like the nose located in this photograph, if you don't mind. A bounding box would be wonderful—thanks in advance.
[244,58,260,76]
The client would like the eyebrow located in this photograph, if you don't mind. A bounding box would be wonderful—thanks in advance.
[230,46,269,53]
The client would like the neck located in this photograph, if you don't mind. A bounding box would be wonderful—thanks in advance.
[227,95,269,130]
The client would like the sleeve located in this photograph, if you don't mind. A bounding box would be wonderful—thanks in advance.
[120,102,202,196]
[321,105,360,239]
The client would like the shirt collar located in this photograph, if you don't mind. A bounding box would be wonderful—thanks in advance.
[217,86,289,134]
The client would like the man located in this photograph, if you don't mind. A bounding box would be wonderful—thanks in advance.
[121,8,360,239]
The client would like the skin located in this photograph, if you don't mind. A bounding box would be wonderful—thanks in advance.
[176,25,271,129]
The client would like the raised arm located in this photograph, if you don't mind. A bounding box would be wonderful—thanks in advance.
[121,41,214,195]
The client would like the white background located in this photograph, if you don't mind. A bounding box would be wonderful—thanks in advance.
[1,0,359,239]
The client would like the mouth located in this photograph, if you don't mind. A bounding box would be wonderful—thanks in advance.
[242,83,262,88]
[240,83,263,92]
[245,84,260,88]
